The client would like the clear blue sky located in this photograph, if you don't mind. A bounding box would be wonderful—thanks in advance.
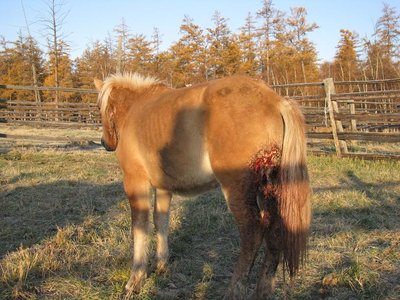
[1,0,399,62]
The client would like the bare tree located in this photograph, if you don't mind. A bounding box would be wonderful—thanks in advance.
[374,2,400,60]
[39,0,70,103]
[238,12,258,76]
[114,18,130,73]
[286,7,319,82]
[21,0,41,103]
[151,27,163,74]
[257,0,283,82]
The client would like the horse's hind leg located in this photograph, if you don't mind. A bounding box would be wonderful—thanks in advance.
[253,229,281,300]
[153,188,172,273]
[222,182,264,300]
[123,174,152,294]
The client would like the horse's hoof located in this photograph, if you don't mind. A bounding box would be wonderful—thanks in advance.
[250,290,275,300]
[223,281,247,300]
[252,274,276,299]
[125,271,147,295]
[155,261,168,274]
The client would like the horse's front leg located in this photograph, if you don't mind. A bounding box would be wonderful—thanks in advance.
[124,174,152,294]
[153,188,172,273]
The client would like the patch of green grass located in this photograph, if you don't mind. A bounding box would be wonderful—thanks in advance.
[0,146,399,299]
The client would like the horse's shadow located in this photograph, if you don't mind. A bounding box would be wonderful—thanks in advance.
[0,179,124,258]
[158,169,400,299]
[163,189,238,299]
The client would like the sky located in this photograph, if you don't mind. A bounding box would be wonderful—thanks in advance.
[1,0,399,63]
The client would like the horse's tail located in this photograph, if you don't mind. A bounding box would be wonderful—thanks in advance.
[278,98,311,277]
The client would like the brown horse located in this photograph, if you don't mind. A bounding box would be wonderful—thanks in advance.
[94,73,311,299]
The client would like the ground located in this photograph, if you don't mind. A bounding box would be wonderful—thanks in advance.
[0,126,399,299]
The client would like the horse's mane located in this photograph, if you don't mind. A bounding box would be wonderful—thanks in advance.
[98,72,159,113]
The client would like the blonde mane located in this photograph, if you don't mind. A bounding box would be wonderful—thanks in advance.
[98,73,159,114]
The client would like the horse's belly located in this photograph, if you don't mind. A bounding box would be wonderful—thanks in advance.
[153,149,218,195]
[171,176,219,196]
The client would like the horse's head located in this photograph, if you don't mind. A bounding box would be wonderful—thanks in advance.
[94,73,165,152]
[94,77,120,152]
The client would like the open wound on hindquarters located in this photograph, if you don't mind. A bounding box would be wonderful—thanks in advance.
[250,145,281,227]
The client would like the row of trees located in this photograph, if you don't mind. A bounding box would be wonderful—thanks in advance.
[1,0,400,102]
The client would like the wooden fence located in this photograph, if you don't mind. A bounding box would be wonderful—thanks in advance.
[0,100,100,127]
[0,85,99,127]
[1,79,399,159]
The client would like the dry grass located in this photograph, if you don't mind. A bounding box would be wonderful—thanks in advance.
[0,129,399,299]
[0,124,102,151]
[0,124,102,140]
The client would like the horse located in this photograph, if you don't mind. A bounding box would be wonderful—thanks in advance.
[94,73,311,299]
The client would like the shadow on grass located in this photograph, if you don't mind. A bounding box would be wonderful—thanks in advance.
[0,180,124,258]
[313,170,400,231]
[0,140,103,154]
[149,169,399,299]
[308,170,400,299]
[1,167,398,299]
[154,189,239,299]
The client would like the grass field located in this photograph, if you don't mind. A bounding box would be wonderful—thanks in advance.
[0,137,399,299]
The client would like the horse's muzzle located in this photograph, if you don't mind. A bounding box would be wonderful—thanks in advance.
[101,138,115,152]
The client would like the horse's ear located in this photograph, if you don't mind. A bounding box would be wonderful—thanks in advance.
[94,78,104,91]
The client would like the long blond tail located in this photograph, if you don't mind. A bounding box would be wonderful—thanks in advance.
[278,98,311,277]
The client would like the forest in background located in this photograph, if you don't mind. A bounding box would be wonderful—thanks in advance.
[1,0,400,103]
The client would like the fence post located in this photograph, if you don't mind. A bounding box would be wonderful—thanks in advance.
[33,84,43,122]
[323,78,342,157]
[349,100,357,132]
[331,100,349,154]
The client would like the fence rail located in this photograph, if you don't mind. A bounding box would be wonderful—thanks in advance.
[0,99,101,126]
[1,78,399,159]
[0,84,97,94]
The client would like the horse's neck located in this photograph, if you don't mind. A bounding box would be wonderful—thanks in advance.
[146,84,172,99]
[115,85,171,122]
